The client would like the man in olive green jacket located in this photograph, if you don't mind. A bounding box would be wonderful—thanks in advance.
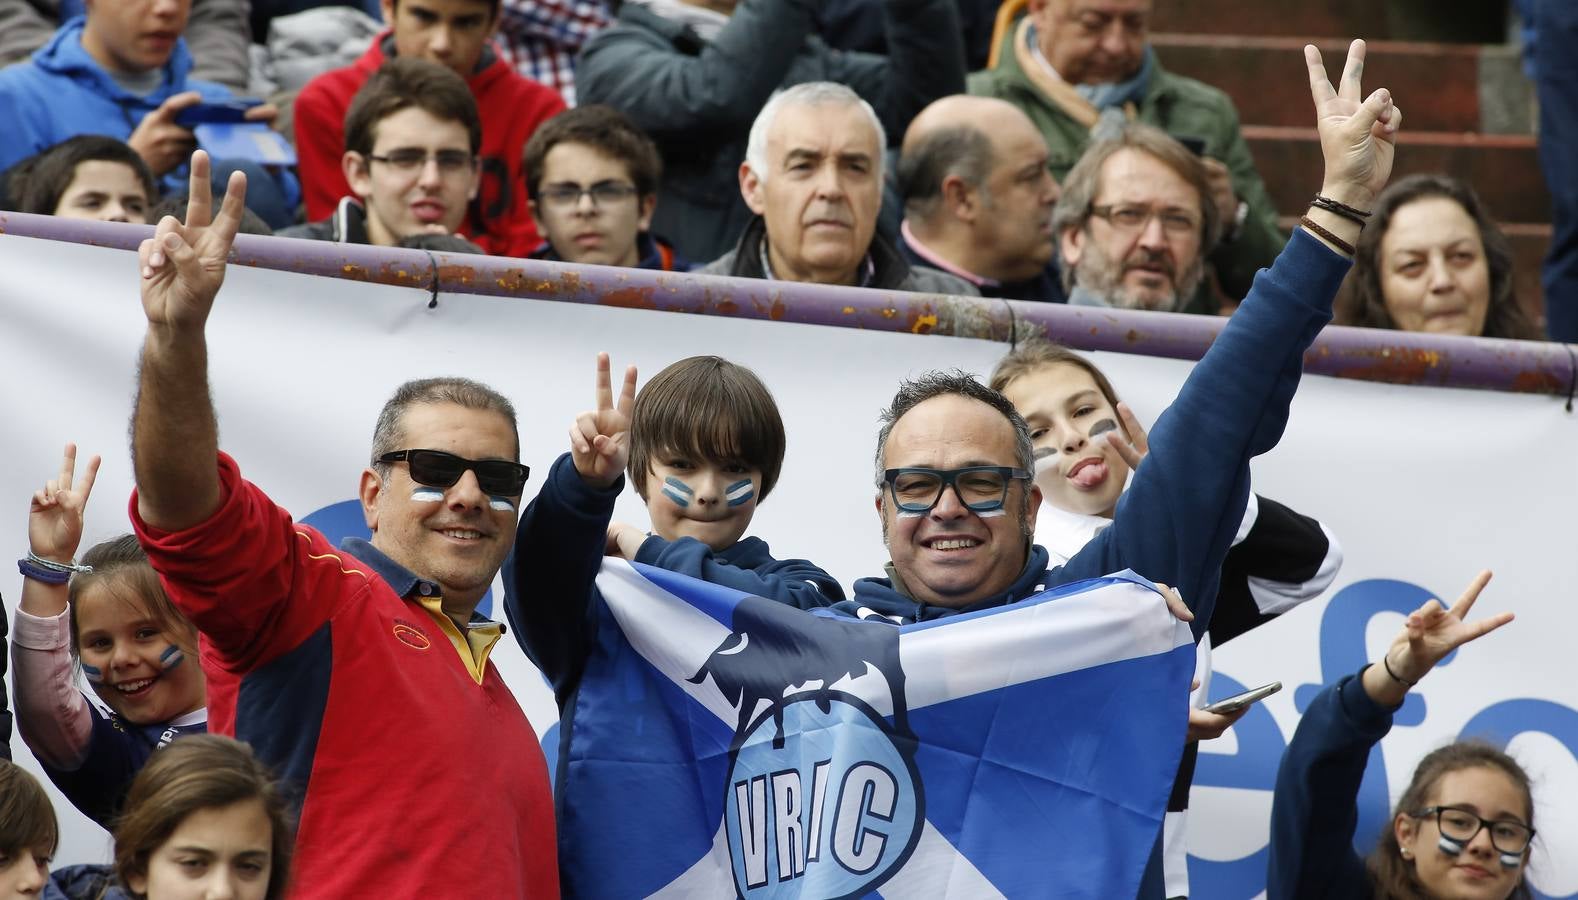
[968,0,1283,302]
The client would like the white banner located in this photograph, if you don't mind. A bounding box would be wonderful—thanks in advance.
[1,234,1574,897]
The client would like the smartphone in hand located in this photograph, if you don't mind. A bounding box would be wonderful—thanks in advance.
[1202,681,1281,716]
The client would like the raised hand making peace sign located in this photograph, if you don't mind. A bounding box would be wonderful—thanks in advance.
[570,352,639,490]
[138,149,249,333]
[1304,39,1402,211]
[28,443,101,566]
[1361,570,1513,708]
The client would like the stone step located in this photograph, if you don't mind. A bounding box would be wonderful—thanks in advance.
[1246,126,1548,224]
[1153,35,1532,135]
[1150,0,1509,43]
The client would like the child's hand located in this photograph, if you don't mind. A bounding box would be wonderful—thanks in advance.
[29,443,101,564]
[605,521,647,560]
[570,352,637,489]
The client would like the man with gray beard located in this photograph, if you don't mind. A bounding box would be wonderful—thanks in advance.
[1053,122,1220,312]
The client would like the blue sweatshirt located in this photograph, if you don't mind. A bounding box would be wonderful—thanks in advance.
[835,229,1350,899]
[1267,670,1392,899]
[0,17,232,173]
[504,453,843,894]
[504,451,843,708]
[836,229,1350,639]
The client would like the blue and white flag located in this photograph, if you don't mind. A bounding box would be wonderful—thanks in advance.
[555,561,1195,899]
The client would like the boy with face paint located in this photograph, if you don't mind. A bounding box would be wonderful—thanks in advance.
[503,354,841,895]
[11,445,208,827]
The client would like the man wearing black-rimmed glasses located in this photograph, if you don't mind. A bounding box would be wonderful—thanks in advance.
[278,57,485,251]
[129,153,560,897]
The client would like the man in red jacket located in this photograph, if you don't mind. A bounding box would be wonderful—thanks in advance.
[129,153,561,898]
[294,0,565,257]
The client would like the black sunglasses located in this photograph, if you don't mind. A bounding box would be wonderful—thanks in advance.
[377,449,530,497]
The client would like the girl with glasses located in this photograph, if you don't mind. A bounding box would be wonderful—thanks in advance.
[10,445,207,827]
[1268,571,1536,899]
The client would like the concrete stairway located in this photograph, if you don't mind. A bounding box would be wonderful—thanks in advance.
[1150,5,1548,326]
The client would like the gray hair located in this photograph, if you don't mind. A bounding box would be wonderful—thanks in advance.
[370,377,520,467]
[897,123,995,221]
[1051,122,1221,293]
[745,82,887,182]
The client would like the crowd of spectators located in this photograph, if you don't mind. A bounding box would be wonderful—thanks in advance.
[0,0,1566,343]
[0,1,1562,899]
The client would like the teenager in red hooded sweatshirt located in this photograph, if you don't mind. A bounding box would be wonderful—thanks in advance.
[294,0,565,257]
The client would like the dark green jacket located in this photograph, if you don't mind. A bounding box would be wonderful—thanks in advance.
[969,24,1286,301]
[577,0,965,262]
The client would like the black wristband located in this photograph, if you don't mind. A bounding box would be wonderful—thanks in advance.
[1382,653,1418,687]
[1312,194,1372,225]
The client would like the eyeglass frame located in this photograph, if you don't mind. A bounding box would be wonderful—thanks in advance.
[1087,203,1201,236]
[537,180,642,209]
[364,148,478,175]
[880,465,1033,515]
[1411,805,1536,856]
[376,449,531,497]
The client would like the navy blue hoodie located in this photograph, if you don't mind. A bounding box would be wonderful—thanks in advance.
[1267,670,1393,899]
[836,229,1350,641]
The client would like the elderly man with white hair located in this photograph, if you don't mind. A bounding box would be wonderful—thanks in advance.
[701,82,976,295]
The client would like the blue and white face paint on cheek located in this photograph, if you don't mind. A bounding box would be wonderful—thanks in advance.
[411,485,446,504]
[159,644,185,671]
[488,495,516,512]
[662,476,694,508]
[80,662,105,684]
[724,479,755,507]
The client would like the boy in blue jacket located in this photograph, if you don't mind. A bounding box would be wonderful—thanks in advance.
[504,354,841,894]
[0,3,294,226]
[505,353,842,708]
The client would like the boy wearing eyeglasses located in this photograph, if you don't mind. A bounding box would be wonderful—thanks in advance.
[523,105,687,271]
[279,58,484,248]
[291,0,566,256]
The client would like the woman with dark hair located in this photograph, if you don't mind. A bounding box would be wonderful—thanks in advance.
[11,445,207,827]
[1339,173,1540,340]
[1268,571,1537,899]
[114,735,294,900]
[10,136,157,224]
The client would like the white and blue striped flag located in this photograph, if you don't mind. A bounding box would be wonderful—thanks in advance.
[553,561,1195,899]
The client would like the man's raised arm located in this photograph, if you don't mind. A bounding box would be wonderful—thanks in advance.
[132,151,247,532]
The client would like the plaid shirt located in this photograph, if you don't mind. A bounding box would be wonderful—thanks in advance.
[497,0,612,105]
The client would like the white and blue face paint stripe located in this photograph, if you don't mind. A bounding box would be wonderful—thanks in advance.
[412,484,515,512]
[81,662,105,684]
[159,644,185,671]
[663,476,694,508]
[724,479,755,507]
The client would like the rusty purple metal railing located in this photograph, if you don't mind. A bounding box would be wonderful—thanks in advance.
[3,211,1573,399]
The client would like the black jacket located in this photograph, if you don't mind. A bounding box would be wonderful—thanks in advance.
[577,0,966,261]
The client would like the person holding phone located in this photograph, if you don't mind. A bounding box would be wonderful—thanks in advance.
[1268,572,1535,899]
[0,0,294,226]
[990,338,1342,898]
